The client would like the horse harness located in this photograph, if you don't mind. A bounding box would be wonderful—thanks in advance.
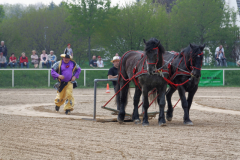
[119,48,169,91]
[118,49,203,90]
[166,51,204,88]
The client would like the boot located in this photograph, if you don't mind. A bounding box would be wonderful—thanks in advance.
[55,106,60,112]
[65,110,71,115]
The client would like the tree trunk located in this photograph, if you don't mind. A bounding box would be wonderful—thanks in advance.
[88,36,91,62]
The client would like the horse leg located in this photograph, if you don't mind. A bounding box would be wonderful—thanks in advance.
[158,85,167,126]
[166,86,176,121]
[178,86,193,125]
[187,85,198,117]
[132,86,142,124]
[117,80,129,124]
[142,87,149,126]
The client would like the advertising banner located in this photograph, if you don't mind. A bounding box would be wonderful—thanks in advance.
[199,70,223,86]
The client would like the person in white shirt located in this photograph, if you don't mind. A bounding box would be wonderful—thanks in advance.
[39,50,49,68]
[237,60,240,66]
[215,45,225,59]
[97,56,104,68]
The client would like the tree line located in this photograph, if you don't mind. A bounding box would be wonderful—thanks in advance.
[0,0,239,65]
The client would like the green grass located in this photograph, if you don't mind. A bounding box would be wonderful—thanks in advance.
[225,70,240,86]
[0,67,240,88]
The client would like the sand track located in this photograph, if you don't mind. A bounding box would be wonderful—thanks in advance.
[0,88,240,159]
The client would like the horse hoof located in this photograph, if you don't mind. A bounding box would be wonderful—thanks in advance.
[142,122,149,126]
[166,116,172,121]
[159,123,166,127]
[117,118,124,124]
[134,119,141,125]
[184,121,193,125]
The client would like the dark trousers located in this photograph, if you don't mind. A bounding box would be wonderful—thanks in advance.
[0,63,7,68]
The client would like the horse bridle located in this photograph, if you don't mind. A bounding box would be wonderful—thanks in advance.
[183,51,203,73]
[146,47,159,65]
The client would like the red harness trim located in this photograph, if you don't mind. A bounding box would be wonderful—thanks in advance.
[167,51,204,88]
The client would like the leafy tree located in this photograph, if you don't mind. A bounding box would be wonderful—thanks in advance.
[48,1,56,10]
[0,5,5,22]
[0,5,87,65]
[169,0,238,62]
[65,0,113,61]
[97,0,169,57]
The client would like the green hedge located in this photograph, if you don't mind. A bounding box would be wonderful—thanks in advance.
[0,69,239,88]
[225,70,240,86]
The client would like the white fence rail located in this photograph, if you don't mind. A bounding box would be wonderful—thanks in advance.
[1,68,240,87]
[0,69,109,87]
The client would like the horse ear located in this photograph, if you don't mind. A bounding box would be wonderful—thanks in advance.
[156,41,160,47]
[190,43,194,49]
[200,44,205,51]
[143,39,146,44]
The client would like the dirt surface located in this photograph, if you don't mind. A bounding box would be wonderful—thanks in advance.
[0,88,240,159]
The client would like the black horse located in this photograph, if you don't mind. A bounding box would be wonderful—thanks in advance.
[163,44,205,125]
[116,38,168,126]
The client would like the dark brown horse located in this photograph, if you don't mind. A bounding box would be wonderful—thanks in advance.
[163,44,205,125]
[116,38,168,126]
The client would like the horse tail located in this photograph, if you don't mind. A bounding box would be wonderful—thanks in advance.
[115,82,120,108]
[149,88,158,109]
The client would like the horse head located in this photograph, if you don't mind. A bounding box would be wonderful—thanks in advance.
[143,38,164,75]
[189,43,205,79]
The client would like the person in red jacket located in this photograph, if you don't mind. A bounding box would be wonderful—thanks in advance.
[20,52,29,68]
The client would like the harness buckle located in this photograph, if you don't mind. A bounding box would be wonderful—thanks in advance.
[158,70,164,77]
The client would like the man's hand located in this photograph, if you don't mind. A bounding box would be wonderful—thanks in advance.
[71,76,76,81]
[58,75,65,80]
[108,75,118,79]
[24,62,26,65]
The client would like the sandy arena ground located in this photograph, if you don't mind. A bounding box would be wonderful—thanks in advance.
[0,87,240,160]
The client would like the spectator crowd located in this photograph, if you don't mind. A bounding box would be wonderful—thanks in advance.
[0,40,124,69]
[89,53,121,68]
[0,42,71,68]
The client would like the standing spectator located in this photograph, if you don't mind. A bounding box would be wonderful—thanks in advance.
[216,45,225,59]
[97,56,104,68]
[115,53,121,59]
[0,52,7,68]
[20,52,29,68]
[39,50,49,68]
[63,44,73,58]
[89,55,97,67]
[9,53,17,68]
[108,56,120,89]
[0,41,8,58]
[108,56,120,110]
[31,50,39,68]
[237,60,240,66]
[48,50,57,67]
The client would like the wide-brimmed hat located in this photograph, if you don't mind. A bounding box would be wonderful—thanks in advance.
[111,56,120,62]
[60,49,72,59]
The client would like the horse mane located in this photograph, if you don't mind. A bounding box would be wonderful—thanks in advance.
[181,45,192,56]
[144,38,165,54]
[181,44,201,59]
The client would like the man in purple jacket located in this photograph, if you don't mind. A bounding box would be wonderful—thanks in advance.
[51,50,81,115]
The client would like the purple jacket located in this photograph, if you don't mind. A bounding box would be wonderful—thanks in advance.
[51,60,81,82]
